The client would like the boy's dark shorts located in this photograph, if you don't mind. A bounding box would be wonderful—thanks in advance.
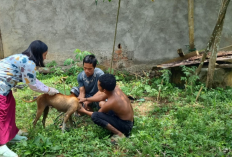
[91,110,133,137]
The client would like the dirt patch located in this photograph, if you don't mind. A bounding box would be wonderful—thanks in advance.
[131,97,156,116]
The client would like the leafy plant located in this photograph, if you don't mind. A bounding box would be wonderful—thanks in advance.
[156,69,172,101]
[45,61,57,67]
[161,69,171,84]
[64,58,74,66]
[65,65,83,76]
[74,49,92,62]
[63,49,92,75]
[64,49,91,67]
[106,67,114,74]
[180,66,199,93]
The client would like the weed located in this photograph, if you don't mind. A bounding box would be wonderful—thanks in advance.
[46,61,57,67]
[74,49,92,62]
[180,66,200,93]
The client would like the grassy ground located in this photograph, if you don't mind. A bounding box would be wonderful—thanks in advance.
[8,67,232,156]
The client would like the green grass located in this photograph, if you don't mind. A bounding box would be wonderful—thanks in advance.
[8,66,232,156]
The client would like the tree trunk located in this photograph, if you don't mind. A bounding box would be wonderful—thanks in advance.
[206,0,229,88]
[188,0,195,51]
[195,0,230,75]
[206,22,224,88]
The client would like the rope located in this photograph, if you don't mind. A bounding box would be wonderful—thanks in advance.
[110,0,121,74]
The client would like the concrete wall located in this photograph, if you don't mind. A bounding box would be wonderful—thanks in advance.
[0,0,231,72]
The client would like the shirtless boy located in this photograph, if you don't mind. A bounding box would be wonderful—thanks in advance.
[78,74,134,140]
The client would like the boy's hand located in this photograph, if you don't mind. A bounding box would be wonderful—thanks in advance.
[82,101,91,110]
[78,98,91,110]
[78,97,86,102]
[78,106,86,114]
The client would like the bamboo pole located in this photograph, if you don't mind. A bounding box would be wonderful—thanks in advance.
[188,0,195,51]
[110,0,121,74]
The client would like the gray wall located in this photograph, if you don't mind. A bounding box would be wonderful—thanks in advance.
[0,0,231,71]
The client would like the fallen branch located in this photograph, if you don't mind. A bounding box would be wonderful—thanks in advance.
[196,86,203,102]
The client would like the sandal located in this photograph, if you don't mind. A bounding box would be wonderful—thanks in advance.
[110,134,125,145]
[9,134,28,143]
[0,145,18,157]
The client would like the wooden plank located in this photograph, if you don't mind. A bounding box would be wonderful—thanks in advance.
[159,50,199,65]
[187,51,232,61]
[0,29,3,59]
[158,55,232,68]
[159,51,232,67]
[215,64,232,68]
[158,60,202,68]
[216,51,232,56]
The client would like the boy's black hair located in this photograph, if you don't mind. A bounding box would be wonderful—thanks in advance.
[83,55,97,68]
[22,40,48,67]
[99,74,116,91]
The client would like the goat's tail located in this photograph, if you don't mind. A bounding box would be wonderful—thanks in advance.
[22,95,41,103]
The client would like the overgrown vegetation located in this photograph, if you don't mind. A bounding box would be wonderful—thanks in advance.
[9,56,232,156]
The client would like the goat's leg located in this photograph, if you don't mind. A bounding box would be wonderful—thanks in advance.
[62,113,70,133]
[33,104,46,128]
[42,106,49,128]
[69,114,74,128]
[62,109,75,133]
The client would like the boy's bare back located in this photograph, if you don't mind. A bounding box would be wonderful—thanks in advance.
[101,86,134,122]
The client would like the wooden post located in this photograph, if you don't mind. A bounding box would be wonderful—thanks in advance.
[0,29,4,59]
[188,0,195,51]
